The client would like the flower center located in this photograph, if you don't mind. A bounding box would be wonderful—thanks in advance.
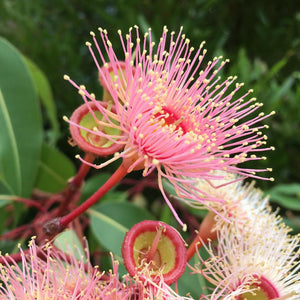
[122,220,187,285]
[86,127,108,148]
[137,225,163,271]
[69,101,124,157]
[138,247,162,271]
[238,275,280,300]
[154,106,187,135]
[80,111,116,148]
[133,229,176,275]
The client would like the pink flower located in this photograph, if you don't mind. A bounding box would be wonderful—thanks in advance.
[97,254,138,299]
[0,237,101,299]
[101,253,193,300]
[185,171,272,261]
[0,237,192,299]
[189,170,270,221]
[191,213,300,300]
[64,26,274,228]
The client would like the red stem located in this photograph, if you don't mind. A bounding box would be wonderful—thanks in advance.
[0,224,32,240]
[60,163,128,227]
[0,249,29,264]
[12,197,45,212]
[186,211,217,262]
[186,236,204,262]
[56,153,95,217]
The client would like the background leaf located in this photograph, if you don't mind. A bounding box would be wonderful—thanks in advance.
[266,183,300,211]
[34,144,76,193]
[54,229,85,260]
[89,202,155,257]
[0,38,43,198]
[80,173,129,204]
[24,56,60,145]
[177,256,208,299]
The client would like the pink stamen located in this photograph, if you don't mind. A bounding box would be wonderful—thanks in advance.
[145,225,163,263]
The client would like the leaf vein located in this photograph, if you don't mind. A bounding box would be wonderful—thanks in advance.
[0,89,22,194]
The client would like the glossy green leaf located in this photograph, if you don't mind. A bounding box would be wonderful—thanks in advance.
[265,55,289,81]
[137,14,154,40]
[34,144,76,193]
[237,48,251,84]
[177,256,207,299]
[0,194,10,208]
[267,183,300,211]
[0,38,42,198]
[80,173,128,204]
[54,229,85,260]
[0,194,25,209]
[24,56,60,144]
[267,76,295,111]
[89,202,155,257]
[0,179,13,198]
[178,241,215,298]
[282,216,300,234]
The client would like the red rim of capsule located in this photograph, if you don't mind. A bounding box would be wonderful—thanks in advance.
[69,101,124,157]
[236,274,280,300]
[98,61,135,92]
[121,220,187,285]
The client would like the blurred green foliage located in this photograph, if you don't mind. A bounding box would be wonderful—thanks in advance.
[0,0,299,212]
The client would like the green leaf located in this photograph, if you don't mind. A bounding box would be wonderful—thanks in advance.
[0,195,9,208]
[159,203,173,224]
[137,15,154,38]
[80,173,128,204]
[271,183,300,195]
[237,48,251,84]
[34,144,76,193]
[266,183,300,211]
[179,242,215,298]
[0,38,43,198]
[0,194,20,208]
[89,202,155,257]
[267,76,295,110]
[265,55,289,81]
[177,256,207,299]
[0,179,13,197]
[24,56,60,145]
[54,229,85,260]
[282,216,300,234]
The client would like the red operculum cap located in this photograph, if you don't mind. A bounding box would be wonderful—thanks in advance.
[69,101,123,157]
[98,61,135,101]
[237,274,280,300]
[121,220,187,285]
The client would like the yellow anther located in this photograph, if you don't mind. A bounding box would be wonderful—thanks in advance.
[152,159,160,165]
